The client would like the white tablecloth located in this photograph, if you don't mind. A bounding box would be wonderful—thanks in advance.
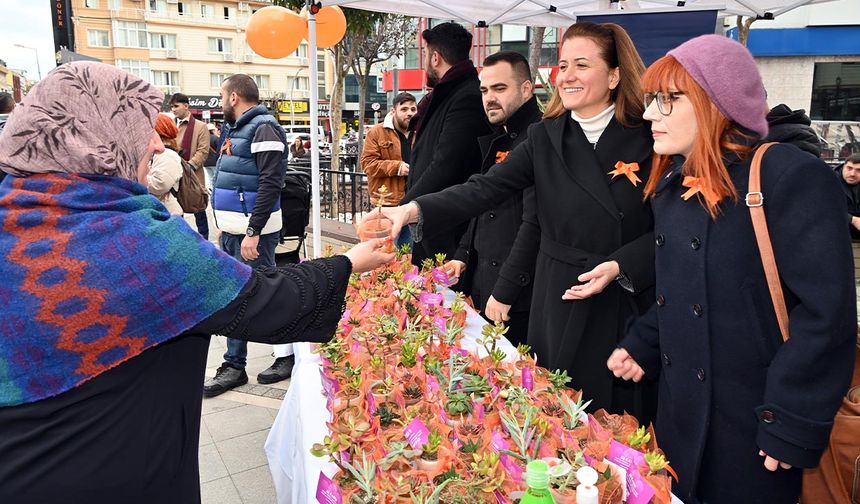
[264,291,683,504]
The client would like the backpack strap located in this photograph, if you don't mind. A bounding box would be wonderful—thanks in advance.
[746,142,790,342]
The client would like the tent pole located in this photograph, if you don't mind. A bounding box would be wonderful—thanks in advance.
[308,2,322,258]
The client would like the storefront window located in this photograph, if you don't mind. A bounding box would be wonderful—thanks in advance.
[811,62,860,121]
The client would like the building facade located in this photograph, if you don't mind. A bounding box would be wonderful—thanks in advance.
[70,0,329,127]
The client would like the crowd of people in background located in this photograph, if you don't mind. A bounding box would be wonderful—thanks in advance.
[0,17,857,504]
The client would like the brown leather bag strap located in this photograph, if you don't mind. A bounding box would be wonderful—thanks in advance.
[746,142,790,342]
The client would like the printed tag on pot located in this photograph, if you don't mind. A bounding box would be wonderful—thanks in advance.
[404,417,430,449]
[521,367,534,391]
[316,472,343,504]
[607,440,656,504]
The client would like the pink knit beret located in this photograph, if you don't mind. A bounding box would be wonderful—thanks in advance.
[668,34,769,138]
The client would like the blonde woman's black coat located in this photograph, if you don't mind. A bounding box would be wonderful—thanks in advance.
[416,113,657,420]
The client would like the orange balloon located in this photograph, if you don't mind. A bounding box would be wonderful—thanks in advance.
[246,6,305,59]
[312,6,347,49]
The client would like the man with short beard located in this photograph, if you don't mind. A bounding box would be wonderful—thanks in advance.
[360,92,416,208]
[444,51,542,346]
[402,22,491,265]
[204,74,296,395]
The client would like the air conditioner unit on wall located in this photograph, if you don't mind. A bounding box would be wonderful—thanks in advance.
[243,54,253,63]
[222,54,234,62]
[238,2,250,12]
[166,49,178,59]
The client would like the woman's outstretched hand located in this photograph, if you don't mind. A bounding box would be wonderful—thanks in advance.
[359,202,421,241]
[562,260,620,300]
[607,348,645,382]
[344,238,396,273]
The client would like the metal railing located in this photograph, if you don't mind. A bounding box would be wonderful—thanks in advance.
[289,158,371,224]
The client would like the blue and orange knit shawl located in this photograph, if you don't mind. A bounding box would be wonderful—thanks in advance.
[0,173,251,407]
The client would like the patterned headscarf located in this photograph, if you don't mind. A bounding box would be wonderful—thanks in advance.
[0,62,164,181]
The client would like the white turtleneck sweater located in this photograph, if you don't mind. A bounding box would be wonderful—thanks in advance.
[571,104,616,147]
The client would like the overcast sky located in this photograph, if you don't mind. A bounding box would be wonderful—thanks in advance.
[0,1,57,81]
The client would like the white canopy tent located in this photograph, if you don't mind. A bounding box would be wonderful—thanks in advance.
[302,0,832,255]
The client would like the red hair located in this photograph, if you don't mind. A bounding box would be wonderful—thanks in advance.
[154,113,179,151]
[641,55,754,218]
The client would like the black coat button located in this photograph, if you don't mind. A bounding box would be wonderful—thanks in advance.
[656,295,666,307]
[618,212,624,220]
[656,234,665,247]
[518,274,527,283]
[489,212,496,219]
[692,304,703,317]
[691,237,701,250]
[760,410,776,424]
[491,260,499,267]
[662,353,671,366]
[696,368,706,382]
[510,132,518,139]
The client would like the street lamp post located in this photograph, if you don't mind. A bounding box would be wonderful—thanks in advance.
[14,44,42,81]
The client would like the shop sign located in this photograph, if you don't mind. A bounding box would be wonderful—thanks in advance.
[277,99,310,114]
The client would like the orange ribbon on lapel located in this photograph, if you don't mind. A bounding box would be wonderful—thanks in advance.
[608,161,641,186]
[220,138,233,156]
[495,151,509,164]
[681,176,720,208]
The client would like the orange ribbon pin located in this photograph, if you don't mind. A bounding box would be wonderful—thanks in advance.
[608,161,641,186]
[681,176,720,207]
[495,151,509,164]
[219,138,233,156]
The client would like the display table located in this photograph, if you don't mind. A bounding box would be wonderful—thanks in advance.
[265,291,515,504]
[264,290,684,504]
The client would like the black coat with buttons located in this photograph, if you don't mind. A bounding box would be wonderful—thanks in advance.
[453,96,543,313]
[416,113,658,421]
[620,144,857,504]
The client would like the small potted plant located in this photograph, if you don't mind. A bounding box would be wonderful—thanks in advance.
[457,437,482,467]
[370,377,396,406]
[358,185,394,253]
[417,430,444,473]
[444,391,473,426]
[400,378,425,406]
[514,343,535,370]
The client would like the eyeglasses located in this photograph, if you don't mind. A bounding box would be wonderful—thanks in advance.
[644,91,684,116]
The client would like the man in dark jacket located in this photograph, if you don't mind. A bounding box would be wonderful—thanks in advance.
[204,74,295,396]
[444,51,541,346]
[834,153,860,239]
[765,104,823,157]
[402,22,491,265]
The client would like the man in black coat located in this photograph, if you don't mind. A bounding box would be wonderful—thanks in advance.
[834,153,860,239]
[402,22,491,265]
[445,51,542,346]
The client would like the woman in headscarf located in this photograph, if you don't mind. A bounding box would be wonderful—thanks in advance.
[148,113,184,215]
[608,35,855,503]
[0,62,393,502]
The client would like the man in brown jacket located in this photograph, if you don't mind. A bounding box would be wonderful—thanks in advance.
[170,93,211,239]
[360,92,416,207]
